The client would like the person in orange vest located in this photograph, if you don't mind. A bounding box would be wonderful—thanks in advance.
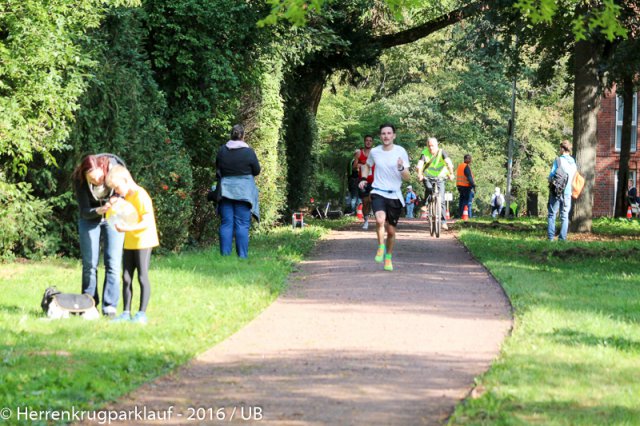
[456,154,476,218]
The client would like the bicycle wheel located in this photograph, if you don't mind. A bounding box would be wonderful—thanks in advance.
[429,200,435,236]
[435,195,441,238]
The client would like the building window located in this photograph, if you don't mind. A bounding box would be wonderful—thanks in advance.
[615,93,638,152]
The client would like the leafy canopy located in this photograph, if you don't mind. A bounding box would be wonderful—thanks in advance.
[260,0,627,41]
[0,0,139,174]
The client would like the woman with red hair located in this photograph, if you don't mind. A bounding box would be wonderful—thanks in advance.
[72,153,126,316]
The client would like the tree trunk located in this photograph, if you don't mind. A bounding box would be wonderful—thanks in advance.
[282,65,328,211]
[570,39,603,232]
[526,191,539,217]
[614,75,634,217]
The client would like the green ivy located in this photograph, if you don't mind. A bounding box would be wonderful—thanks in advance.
[244,57,287,228]
[143,0,270,164]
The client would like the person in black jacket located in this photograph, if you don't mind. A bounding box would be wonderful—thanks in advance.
[72,154,126,316]
[215,125,261,258]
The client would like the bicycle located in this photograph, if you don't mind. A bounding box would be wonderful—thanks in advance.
[423,177,444,238]
[310,201,344,220]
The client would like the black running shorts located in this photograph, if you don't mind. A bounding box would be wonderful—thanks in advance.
[370,193,403,227]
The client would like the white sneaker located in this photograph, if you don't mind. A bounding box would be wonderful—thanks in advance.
[441,222,449,230]
[103,305,117,317]
[362,219,369,230]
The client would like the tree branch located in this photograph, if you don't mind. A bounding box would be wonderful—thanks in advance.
[373,0,492,49]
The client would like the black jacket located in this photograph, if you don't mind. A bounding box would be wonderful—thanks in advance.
[216,146,261,178]
[74,154,125,221]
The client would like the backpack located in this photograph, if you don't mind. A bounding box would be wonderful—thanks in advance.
[572,170,585,199]
[40,287,100,320]
[207,170,222,203]
[550,158,569,197]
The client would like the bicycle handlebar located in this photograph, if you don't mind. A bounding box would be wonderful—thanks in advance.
[422,177,446,183]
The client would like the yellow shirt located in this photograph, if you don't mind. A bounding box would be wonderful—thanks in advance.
[124,187,159,250]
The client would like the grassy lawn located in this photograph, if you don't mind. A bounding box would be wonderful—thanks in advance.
[449,217,640,425]
[0,218,351,423]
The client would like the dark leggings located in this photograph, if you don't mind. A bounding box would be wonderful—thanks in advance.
[122,248,152,312]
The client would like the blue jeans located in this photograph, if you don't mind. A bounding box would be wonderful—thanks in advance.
[219,199,252,258]
[548,191,572,240]
[78,218,125,311]
[347,192,359,213]
[458,187,472,217]
[406,203,414,218]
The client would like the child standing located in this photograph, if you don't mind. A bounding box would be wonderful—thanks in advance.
[106,166,159,324]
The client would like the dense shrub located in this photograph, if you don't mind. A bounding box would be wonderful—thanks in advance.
[143,0,270,165]
[66,8,193,251]
[188,166,218,245]
[0,181,52,259]
[142,0,275,238]
[132,137,194,252]
[0,0,139,173]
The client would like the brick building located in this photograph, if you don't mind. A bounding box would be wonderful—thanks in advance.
[594,88,639,217]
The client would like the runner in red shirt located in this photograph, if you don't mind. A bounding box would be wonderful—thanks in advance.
[354,135,374,229]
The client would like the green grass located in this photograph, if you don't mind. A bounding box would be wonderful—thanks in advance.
[592,217,640,237]
[0,222,347,424]
[449,218,640,425]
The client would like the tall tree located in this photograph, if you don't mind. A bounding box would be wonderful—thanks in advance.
[270,0,630,226]
[0,0,139,174]
[571,37,607,231]
[316,20,570,214]
[479,1,627,230]
[281,0,489,209]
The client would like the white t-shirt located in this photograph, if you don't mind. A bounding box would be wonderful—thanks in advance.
[366,144,410,205]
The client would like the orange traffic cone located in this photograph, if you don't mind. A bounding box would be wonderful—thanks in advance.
[420,207,428,219]
[627,206,633,219]
[462,205,469,221]
[357,203,363,220]
[445,208,450,220]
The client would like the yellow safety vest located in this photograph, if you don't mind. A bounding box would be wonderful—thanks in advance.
[421,148,448,177]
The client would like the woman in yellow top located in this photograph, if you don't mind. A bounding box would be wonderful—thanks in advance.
[106,165,159,324]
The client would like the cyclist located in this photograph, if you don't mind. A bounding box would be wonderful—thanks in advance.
[416,137,455,230]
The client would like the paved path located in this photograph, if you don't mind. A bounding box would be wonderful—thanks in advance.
[109,220,512,425]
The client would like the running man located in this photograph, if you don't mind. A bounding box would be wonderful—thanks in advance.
[416,137,455,230]
[358,124,410,271]
[354,135,374,229]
